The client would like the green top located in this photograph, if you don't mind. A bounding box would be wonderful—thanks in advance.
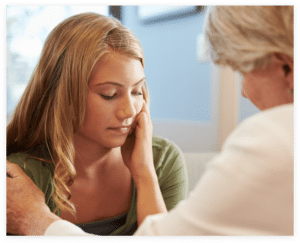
[7,134,188,235]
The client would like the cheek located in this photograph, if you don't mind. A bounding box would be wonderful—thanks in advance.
[83,94,107,125]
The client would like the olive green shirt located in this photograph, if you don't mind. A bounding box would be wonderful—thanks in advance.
[7,134,188,235]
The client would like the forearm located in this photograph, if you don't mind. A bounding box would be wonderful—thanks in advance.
[134,171,167,226]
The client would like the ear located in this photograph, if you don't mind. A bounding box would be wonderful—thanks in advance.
[273,52,294,90]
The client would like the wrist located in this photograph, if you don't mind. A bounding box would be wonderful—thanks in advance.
[23,206,61,235]
[132,169,158,190]
[129,155,155,181]
[133,167,167,226]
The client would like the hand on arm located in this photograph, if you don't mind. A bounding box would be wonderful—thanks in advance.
[121,102,167,225]
[6,160,60,235]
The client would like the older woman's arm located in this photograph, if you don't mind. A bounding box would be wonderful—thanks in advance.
[6,161,61,235]
[7,161,92,236]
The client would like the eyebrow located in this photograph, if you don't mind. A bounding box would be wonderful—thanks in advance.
[96,77,146,87]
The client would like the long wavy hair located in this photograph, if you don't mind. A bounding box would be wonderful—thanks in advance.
[7,12,149,214]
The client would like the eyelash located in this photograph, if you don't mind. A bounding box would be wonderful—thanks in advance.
[101,92,143,100]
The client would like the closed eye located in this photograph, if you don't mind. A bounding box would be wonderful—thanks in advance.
[100,92,143,100]
[101,94,117,100]
[132,91,143,96]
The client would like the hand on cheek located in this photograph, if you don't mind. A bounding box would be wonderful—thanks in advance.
[129,100,146,135]
[134,101,152,143]
[121,101,154,181]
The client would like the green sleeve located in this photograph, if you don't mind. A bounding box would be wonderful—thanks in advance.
[7,153,59,215]
[152,135,188,211]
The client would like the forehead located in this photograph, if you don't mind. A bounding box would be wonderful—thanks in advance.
[89,53,145,86]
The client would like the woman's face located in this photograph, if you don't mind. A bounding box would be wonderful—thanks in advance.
[75,53,145,148]
[241,55,293,111]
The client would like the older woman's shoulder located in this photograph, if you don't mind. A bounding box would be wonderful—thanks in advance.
[242,103,293,128]
[260,103,292,117]
[222,103,293,172]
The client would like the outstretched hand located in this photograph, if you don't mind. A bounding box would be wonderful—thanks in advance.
[121,102,154,182]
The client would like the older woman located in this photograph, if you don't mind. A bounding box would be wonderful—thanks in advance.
[7,6,293,235]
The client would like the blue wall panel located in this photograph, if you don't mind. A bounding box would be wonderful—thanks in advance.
[123,6,212,122]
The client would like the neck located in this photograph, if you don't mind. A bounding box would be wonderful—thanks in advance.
[73,134,121,179]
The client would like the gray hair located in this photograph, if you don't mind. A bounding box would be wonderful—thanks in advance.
[204,6,294,72]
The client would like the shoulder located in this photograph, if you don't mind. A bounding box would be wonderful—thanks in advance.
[7,152,59,215]
[221,104,293,174]
[151,134,187,178]
[235,103,293,135]
[7,152,55,187]
[151,134,188,206]
[152,134,185,167]
[225,104,293,150]
[152,133,181,152]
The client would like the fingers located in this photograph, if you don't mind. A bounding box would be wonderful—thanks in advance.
[138,103,151,125]
[6,160,24,179]
[141,100,148,111]
[141,101,151,121]
[135,102,153,138]
[7,160,16,178]
[130,102,151,135]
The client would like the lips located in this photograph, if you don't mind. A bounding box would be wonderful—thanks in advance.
[107,126,131,134]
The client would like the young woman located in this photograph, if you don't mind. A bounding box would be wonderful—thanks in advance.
[6,12,187,235]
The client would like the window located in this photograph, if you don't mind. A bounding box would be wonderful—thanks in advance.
[7,6,109,117]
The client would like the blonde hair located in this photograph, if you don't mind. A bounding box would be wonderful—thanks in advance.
[7,12,149,214]
[204,6,294,72]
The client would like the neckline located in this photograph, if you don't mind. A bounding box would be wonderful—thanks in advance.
[73,178,136,227]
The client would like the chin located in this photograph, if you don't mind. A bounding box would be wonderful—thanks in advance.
[103,137,127,148]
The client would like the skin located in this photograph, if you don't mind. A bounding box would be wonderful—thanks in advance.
[6,162,61,235]
[6,53,167,235]
[6,51,294,235]
[71,52,150,182]
[74,53,157,182]
[241,53,293,110]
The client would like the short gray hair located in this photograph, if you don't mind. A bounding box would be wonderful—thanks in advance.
[204,6,294,72]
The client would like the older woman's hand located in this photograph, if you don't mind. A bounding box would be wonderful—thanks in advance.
[6,160,60,235]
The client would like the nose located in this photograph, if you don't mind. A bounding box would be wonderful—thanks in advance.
[116,94,137,120]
